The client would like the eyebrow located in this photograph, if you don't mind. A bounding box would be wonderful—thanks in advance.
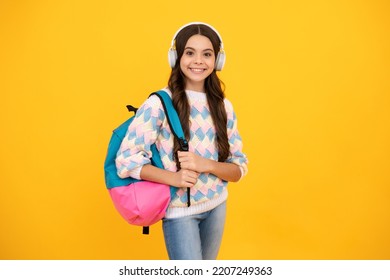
[184,47,214,53]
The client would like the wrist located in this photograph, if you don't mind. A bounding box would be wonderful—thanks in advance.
[204,158,216,174]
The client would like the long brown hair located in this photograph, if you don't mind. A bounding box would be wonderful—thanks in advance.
[168,24,230,164]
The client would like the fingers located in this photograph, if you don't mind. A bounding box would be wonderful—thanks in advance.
[177,151,208,174]
[182,169,199,183]
[177,151,190,161]
[177,151,196,170]
[177,169,199,188]
[179,161,191,170]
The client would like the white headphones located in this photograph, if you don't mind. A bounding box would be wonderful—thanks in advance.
[168,22,226,71]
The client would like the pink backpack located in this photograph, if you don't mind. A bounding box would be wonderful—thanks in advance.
[109,181,171,234]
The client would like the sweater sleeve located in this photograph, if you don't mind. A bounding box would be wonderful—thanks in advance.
[224,99,249,178]
[115,95,164,179]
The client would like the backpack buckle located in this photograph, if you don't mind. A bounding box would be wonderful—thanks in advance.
[179,138,189,151]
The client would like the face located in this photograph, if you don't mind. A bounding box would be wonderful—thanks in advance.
[179,34,215,92]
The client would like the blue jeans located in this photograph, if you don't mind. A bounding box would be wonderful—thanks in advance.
[162,201,227,260]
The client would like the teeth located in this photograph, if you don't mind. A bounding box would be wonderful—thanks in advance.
[191,68,204,72]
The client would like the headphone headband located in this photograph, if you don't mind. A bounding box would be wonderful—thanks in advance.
[169,22,224,50]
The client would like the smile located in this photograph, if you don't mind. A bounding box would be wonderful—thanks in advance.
[189,68,206,73]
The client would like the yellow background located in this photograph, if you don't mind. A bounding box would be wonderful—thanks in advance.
[1,0,389,260]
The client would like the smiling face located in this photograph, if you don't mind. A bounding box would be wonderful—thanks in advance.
[179,34,215,92]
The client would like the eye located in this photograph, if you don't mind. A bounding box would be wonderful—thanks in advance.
[185,50,194,56]
[204,52,213,57]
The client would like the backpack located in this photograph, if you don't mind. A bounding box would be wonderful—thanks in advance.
[104,90,188,234]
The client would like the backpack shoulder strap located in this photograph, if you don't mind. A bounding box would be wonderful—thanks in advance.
[149,90,189,152]
[149,90,191,208]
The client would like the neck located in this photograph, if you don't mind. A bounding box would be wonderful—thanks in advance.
[185,80,205,92]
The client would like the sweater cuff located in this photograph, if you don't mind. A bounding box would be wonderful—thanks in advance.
[128,165,142,180]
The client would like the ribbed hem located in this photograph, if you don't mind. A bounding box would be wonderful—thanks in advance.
[164,188,228,219]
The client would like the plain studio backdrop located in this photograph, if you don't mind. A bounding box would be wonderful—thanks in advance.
[0,0,389,259]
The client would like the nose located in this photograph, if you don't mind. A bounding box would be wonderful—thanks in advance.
[194,53,203,64]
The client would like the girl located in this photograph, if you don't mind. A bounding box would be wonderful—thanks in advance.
[116,22,248,260]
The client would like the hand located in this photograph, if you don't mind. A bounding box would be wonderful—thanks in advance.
[177,151,211,173]
[177,151,242,183]
[173,168,199,188]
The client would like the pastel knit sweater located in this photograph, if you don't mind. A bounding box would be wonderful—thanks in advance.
[116,89,248,219]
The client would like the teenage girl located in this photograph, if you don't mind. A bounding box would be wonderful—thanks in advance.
[116,22,248,260]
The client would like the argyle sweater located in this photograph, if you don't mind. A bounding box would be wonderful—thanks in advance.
[116,89,248,218]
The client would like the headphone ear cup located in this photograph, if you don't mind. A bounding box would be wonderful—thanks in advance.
[168,49,178,68]
[215,52,226,71]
